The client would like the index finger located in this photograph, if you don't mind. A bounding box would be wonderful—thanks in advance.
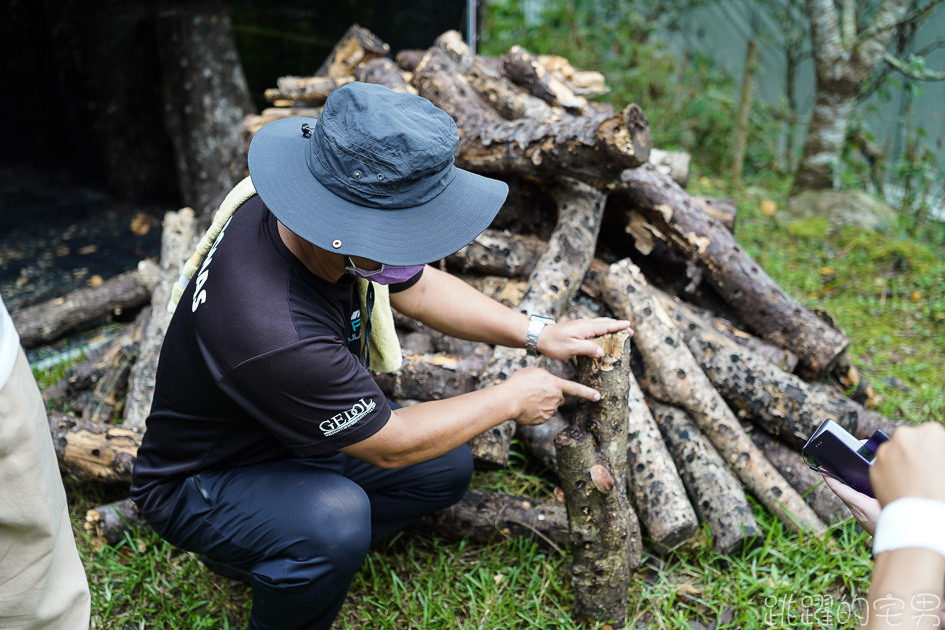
[579,317,632,338]
[557,376,601,402]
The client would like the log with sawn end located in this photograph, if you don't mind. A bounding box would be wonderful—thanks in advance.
[619,163,849,377]
[654,289,898,447]
[11,267,155,349]
[412,44,650,187]
[48,411,140,485]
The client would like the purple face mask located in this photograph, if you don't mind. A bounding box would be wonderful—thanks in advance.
[345,257,424,285]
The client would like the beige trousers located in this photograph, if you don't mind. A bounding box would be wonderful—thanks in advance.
[0,347,90,629]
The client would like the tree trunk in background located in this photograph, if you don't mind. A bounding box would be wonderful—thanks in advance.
[157,2,255,225]
[792,0,910,193]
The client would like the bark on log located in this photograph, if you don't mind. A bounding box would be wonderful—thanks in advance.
[394,49,426,73]
[372,353,485,401]
[556,424,640,626]
[625,371,699,552]
[412,45,651,187]
[468,180,606,467]
[653,288,797,371]
[436,31,558,121]
[353,57,415,94]
[597,259,826,535]
[417,488,568,550]
[48,411,140,485]
[124,208,199,429]
[266,75,353,105]
[77,332,138,423]
[656,291,897,447]
[501,45,586,110]
[557,332,641,625]
[691,196,738,233]
[536,54,609,97]
[446,229,545,278]
[315,24,390,79]
[85,497,148,548]
[619,163,849,377]
[157,4,254,223]
[651,402,761,554]
[648,149,691,189]
[11,269,152,348]
[750,430,852,525]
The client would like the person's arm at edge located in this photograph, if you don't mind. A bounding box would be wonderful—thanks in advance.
[861,423,945,629]
[390,265,630,360]
[340,366,598,468]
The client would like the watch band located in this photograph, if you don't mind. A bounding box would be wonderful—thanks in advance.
[525,315,555,354]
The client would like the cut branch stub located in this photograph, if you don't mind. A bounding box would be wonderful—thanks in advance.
[619,163,849,377]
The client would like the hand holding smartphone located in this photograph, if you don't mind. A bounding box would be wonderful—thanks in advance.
[801,419,890,498]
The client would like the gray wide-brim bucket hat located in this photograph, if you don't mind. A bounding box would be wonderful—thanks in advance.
[248,82,509,266]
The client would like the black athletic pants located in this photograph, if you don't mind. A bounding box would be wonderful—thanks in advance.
[147,444,473,629]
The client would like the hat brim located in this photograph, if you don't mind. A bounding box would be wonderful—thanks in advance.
[248,117,509,266]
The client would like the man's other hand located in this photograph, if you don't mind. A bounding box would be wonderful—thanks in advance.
[504,366,601,426]
[536,318,632,362]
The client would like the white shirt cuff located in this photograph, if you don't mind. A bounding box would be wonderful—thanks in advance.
[872,497,945,560]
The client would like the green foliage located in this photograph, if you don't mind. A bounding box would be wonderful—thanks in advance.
[480,0,784,175]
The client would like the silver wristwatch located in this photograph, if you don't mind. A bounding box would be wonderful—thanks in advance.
[525,315,555,354]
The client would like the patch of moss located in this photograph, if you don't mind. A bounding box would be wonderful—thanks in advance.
[836,227,938,276]
[784,217,830,239]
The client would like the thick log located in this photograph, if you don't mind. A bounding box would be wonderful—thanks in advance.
[11,269,152,348]
[314,24,390,79]
[598,259,826,535]
[124,208,199,429]
[468,180,606,467]
[436,32,558,121]
[655,291,897,447]
[446,229,545,278]
[750,430,852,525]
[157,4,254,223]
[353,57,415,94]
[85,497,148,548]
[266,75,353,105]
[648,149,691,189]
[651,402,761,555]
[48,411,140,485]
[619,163,849,377]
[412,45,650,187]
[417,488,568,550]
[372,353,485,402]
[625,371,699,552]
[556,425,640,626]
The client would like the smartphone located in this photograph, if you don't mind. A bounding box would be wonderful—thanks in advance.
[801,419,889,498]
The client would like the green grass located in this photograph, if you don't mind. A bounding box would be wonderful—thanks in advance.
[49,174,943,628]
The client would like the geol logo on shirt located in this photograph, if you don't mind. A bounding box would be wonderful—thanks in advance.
[320,397,376,436]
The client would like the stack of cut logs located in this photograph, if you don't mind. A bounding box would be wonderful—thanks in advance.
[26,25,897,626]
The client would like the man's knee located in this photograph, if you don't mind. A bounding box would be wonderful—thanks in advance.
[434,445,473,506]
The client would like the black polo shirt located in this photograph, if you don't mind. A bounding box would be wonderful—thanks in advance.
[130,195,421,522]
